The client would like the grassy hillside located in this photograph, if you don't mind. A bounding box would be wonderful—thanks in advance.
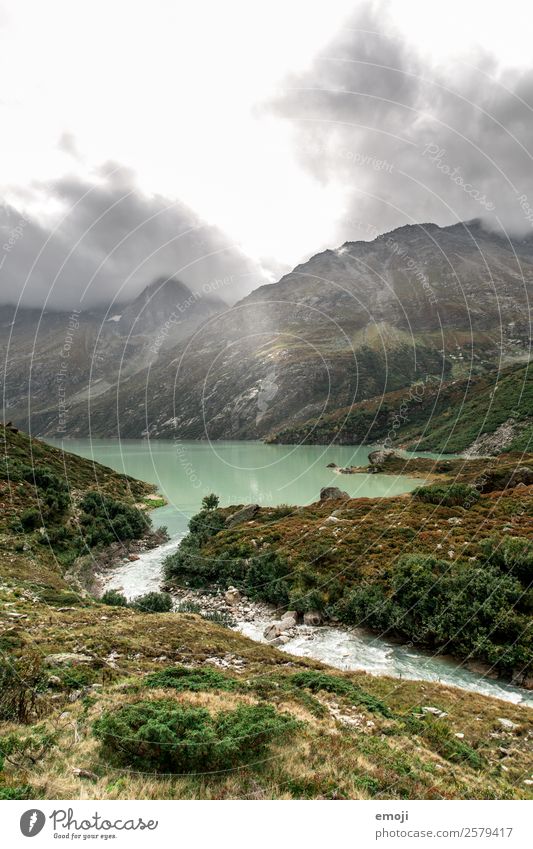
[1,427,532,801]
[268,362,533,455]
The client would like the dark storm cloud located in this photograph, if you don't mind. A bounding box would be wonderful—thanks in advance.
[268,1,533,242]
[0,163,264,310]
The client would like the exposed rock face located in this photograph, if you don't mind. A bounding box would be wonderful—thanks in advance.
[224,504,260,528]
[319,486,349,502]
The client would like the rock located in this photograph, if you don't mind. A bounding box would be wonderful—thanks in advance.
[454,732,465,739]
[326,462,338,468]
[72,768,98,781]
[421,706,448,718]
[48,675,62,686]
[367,449,398,471]
[303,610,322,626]
[224,587,241,605]
[447,517,463,525]
[319,486,349,502]
[263,618,295,641]
[128,554,140,562]
[44,653,94,667]
[281,610,299,625]
[225,504,260,528]
[497,717,520,730]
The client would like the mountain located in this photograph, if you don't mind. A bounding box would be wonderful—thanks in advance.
[1,277,225,434]
[28,218,532,440]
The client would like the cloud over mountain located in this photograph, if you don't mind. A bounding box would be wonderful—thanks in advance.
[0,163,267,310]
[268,2,533,242]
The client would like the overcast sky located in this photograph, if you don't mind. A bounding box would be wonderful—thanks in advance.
[1,0,533,309]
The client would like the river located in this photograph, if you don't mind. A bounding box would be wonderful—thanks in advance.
[48,438,533,708]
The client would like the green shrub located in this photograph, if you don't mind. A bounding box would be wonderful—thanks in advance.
[480,536,533,586]
[0,653,47,723]
[405,716,484,769]
[20,508,40,531]
[202,493,220,510]
[290,671,391,716]
[144,666,237,692]
[79,491,149,547]
[0,785,34,799]
[132,592,173,613]
[413,483,480,508]
[21,465,70,519]
[0,727,56,768]
[243,551,291,606]
[93,699,298,773]
[101,589,129,607]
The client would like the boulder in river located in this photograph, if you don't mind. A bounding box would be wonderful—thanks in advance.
[281,610,299,626]
[303,610,322,626]
[319,486,349,502]
[264,618,296,641]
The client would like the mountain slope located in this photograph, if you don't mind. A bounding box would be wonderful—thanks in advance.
[1,277,225,435]
[268,362,533,455]
[30,218,533,439]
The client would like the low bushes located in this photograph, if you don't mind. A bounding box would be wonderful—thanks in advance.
[0,654,47,723]
[290,671,391,717]
[132,592,173,613]
[144,666,237,692]
[79,491,149,548]
[93,700,298,773]
[413,483,480,508]
[336,549,531,675]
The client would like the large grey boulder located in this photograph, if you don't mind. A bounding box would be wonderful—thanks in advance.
[264,618,296,641]
[225,504,260,528]
[319,486,349,502]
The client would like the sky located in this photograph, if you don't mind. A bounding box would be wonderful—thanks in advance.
[1,0,533,309]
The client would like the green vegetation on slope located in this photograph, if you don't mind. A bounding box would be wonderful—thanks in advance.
[268,362,533,455]
[164,464,533,681]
